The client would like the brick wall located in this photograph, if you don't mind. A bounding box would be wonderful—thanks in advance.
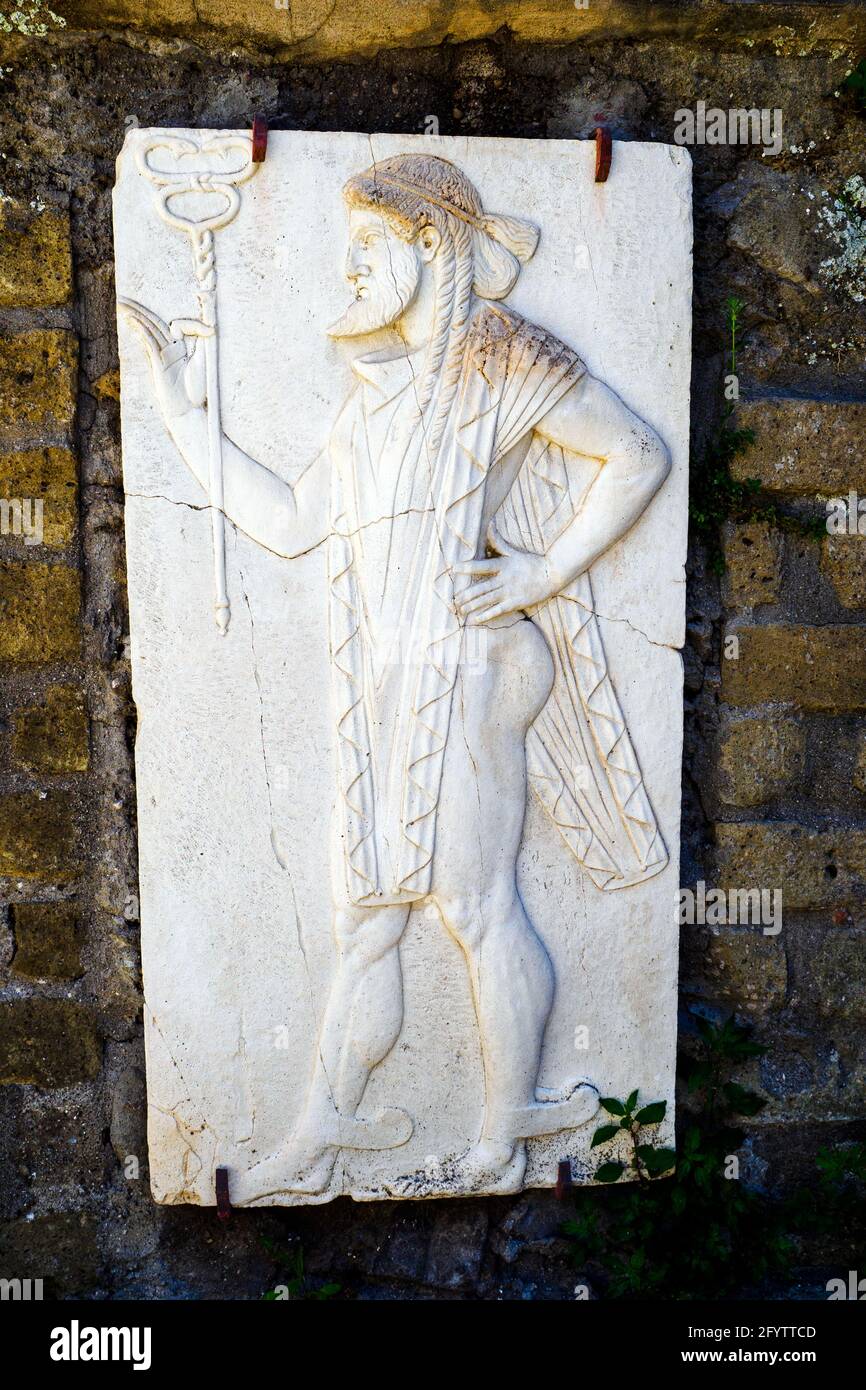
[0,2,864,1298]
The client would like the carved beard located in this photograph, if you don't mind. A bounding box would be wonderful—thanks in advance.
[327,238,421,338]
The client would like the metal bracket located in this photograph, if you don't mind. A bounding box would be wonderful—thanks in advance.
[215,1165,232,1221]
[555,1157,573,1200]
[252,115,268,164]
[594,126,612,183]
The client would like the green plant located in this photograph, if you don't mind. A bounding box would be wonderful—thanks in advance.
[590,1089,676,1185]
[784,1142,866,1254]
[725,294,744,375]
[564,1016,794,1299]
[840,58,866,112]
[689,299,826,573]
[260,1237,342,1301]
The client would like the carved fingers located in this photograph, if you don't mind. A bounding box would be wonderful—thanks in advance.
[454,550,555,623]
[118,297,202,420]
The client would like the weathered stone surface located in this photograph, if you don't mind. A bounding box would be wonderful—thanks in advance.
[821,535,866,610]
[55,0,866,63]
[721,626,866,712]
[727,168,816,291]
[718,716,805,807]
[424,1207,488,1289]
[109,1063,147,1164]
[10,901,84,979]
[0,199,72,307]
[2,0,863,1301]
[716,822,866,911]
[0,561,80,662]
[731,400,866,497]
[0,446,78,547]
[0,791,79,882]
[700,929,787,1010]
[0,330,77,443]
[723,522,781,608]
[0,1000,100,1087]
[853,733,866,795]
[0,1212,100,1298]
[804,930,866,1023]
[12,684,89,773]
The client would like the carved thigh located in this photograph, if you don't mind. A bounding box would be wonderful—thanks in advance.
[431,617,554,896]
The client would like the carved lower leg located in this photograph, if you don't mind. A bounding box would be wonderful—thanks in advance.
[443,890,555,1147]
[295,905,408,1139]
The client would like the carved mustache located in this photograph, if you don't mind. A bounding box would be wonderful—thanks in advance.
[327,260,420,339]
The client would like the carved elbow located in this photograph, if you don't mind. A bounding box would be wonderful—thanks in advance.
[648,434,672,490]
[658,439,672,486]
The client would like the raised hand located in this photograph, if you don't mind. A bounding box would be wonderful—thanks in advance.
[118,297,207,423]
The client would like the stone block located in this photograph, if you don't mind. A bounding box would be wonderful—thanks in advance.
[721,626,866,712]
[0,200,72,307]
[12,684,89,773]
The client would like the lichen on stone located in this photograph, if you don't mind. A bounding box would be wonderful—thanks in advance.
[0,5,66,37]
[817,174,866,302]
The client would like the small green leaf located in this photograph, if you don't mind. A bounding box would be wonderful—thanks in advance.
[634,1101,667,1126]
[595,1161,625,1184]
[625,1088,639,1112]
[590,1124,620,1148]
[639,1145,677,1176]
[600,1096,626,1116]
[723,1082,765,1117]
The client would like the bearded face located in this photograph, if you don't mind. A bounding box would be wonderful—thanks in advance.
[327,209,423,339]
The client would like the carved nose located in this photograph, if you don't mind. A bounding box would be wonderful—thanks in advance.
[346,248,371,281]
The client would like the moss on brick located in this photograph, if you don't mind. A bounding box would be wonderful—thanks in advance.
[0,200,72,308]
[722,626,866,712]
[732,400,866,497]
[0,999,100,1087]
[718,716,805,807]
[0,330,77,442]
[0,791,79,882]
[0,561,80,662]
[10,901,84,979]
[716,822,866,911]
[0,446,77,547]
[12,684,89,773]
[821,535,866,610]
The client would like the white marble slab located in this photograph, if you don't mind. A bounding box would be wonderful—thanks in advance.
[113,130,691,1205]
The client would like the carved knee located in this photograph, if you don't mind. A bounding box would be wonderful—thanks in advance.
[435,891,484,952]
[436,886,523,954]
[334,906,405,967]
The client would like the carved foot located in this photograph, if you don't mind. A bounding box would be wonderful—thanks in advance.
[230,1105,415,1204]
[230,1141,338,1204]
[384,1140,527,1198]
[486,1080,599,1143]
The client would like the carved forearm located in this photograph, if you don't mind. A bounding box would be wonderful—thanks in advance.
[546,426,670,588]
[536,373,671,588]
[167,408,329,559]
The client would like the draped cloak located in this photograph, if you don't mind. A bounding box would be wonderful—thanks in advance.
[327,300,668,908]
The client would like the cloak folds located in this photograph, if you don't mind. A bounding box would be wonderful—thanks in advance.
[494,436,669,891]
[328,300,667,906]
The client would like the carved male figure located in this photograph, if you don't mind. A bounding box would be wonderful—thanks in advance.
[124,153,671,1199]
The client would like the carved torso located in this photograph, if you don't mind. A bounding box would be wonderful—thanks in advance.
[327,299,586,905]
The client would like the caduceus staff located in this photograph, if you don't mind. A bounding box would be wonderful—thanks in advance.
[122,132,260,634]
